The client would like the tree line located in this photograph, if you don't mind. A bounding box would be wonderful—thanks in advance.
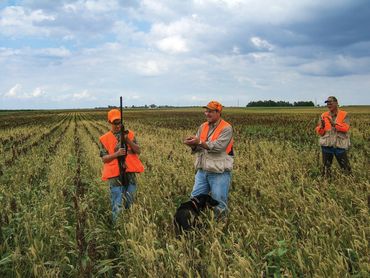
[246,100,314,107]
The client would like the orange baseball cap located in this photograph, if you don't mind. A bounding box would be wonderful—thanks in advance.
[203,100,223,112]
[107,109,121,122]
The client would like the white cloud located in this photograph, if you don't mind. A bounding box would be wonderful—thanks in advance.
[134,60,168,76]
[3,84,45,99]
[72,90,95,100]
[0,6,55,36]
[4,84,22,97]
[63,0,119,14]
[156,36,189,53]
[31,87,44,97]
[39,47,71,58]
[1,1,370,108]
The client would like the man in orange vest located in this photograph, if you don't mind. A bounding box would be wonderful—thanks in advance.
[99,109,144,222]
[184,101,234,217]
[315,96,351,176]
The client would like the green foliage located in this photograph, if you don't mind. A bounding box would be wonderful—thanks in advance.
[0,108,369,276]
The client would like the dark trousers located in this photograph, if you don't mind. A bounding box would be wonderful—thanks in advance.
[322,150,352,176]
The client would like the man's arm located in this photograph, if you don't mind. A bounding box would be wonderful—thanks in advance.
[184,126,233,153]
[184,126,203,153]
[335,115,350,132]
[315,116,326,136]
[125,136,141,154]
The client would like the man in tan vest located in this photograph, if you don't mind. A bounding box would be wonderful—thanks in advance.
[184,101,234,217]
[315,96,351,176]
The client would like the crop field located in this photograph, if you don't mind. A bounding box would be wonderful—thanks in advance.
[0,107,369,277]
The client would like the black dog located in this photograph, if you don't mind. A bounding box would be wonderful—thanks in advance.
[174,194,219,235]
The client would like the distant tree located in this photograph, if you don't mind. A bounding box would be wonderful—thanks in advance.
[294,101,314,107]
[247,100,292,107]
[149,104,157,108]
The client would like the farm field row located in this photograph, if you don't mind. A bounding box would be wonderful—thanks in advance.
[0,107,369,277]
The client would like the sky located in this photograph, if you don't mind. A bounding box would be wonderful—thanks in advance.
[1,0,370,109]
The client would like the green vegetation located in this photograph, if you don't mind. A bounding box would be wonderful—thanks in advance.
[0,107,369,277]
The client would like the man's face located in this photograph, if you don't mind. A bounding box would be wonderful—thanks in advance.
[204,108,220,123]
[111,119,121,132]
[326,100,338,112]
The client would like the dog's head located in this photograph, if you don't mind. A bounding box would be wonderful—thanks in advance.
[191,194,219,211]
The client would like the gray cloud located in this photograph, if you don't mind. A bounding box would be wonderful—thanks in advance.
[285,1,370,48]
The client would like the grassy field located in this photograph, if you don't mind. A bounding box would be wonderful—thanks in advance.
[0,107,369,277]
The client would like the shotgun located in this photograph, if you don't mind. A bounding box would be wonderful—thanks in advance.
[118,96,129,186]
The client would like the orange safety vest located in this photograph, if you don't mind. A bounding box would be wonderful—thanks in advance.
[99,130,144,181]
[315,110,349,135]
[200,119,233,155]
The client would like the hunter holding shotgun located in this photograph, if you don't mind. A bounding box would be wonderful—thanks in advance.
[99,97,144,222]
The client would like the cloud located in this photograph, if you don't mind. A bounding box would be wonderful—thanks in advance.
[72,90,96,100]
[1,0,370,108]
[4,84,22,97]
[298,55,370,77]
[37,47,71,58]
[0,6,55,37]
[3,84,45,98]
[156,36,188,53]
[31,87,44,97]
[250,37,274,51]
[134,59,168,76]
[63,0,119,14]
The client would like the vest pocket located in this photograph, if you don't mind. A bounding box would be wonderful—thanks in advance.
[319,134,331,146]
[319,131,337,147]
[203,157,225,173]
[202,153,234,173]
[336,132,350,149]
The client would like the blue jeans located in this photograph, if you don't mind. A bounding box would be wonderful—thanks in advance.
[190,169,232,216]
[110,183,136,222]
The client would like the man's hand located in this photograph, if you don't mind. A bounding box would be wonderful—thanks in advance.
[324,116,335,127]
[115,148,126,157]
[122,130,129,142]
[320,118,325,129]
[184,136,200,146]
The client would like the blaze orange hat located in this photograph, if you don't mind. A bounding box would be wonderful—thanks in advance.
[203,100,223,112]
[107,109,121,122]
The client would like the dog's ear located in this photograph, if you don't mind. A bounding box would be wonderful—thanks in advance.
[206,195,219,207]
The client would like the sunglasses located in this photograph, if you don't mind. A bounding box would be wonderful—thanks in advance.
[112,121,121,125]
